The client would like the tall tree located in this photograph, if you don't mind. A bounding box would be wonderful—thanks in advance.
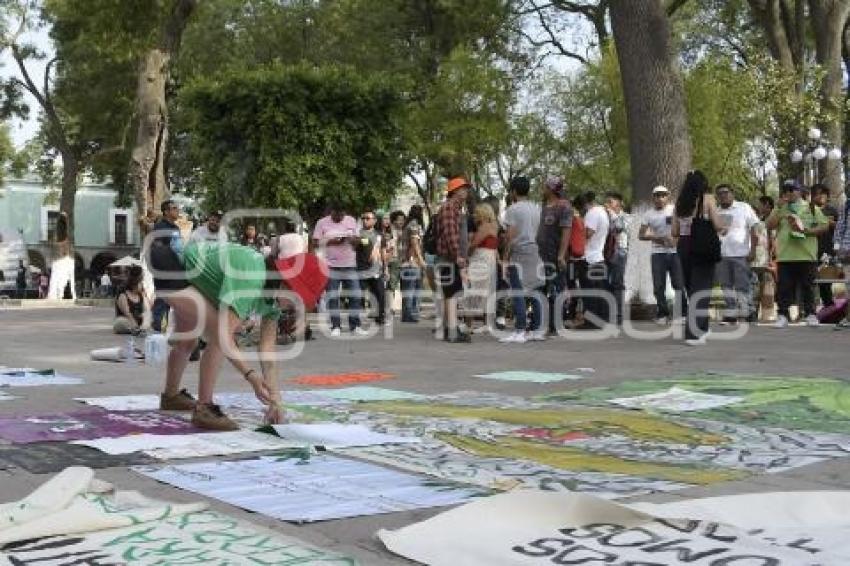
[746,0,850,194]
[1,1,82,249]
[610,0,692,202]
[129,0,197,234]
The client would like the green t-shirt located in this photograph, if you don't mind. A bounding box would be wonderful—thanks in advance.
[183,242,280,320]
[769,202,827,262]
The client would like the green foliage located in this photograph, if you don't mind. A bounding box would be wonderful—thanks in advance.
[43,0,163,189]
[684,56,763,197]
[404,45,513,179]
[0,123,14,185]
[183,64,405,221]
[174,0,518,207]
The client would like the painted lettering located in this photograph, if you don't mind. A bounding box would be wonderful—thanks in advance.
[513,537,574,557]
[709,556,781,566]
[560,523,624,539]
[551,544,618,564]
[642,538,729,562]
[597,527,664,548]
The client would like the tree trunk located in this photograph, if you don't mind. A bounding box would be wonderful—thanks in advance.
[129,0,197,236]
[58,152,78,254]
[129,49,169,231]
[747,0,801,74]
[809,0,850,196]
[610,0,692,203]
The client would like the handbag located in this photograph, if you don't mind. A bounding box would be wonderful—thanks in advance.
[689,193,721,264]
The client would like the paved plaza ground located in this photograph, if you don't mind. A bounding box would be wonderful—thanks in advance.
[0,305,849,564]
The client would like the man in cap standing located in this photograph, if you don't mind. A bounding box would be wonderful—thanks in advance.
[436,177,472,342]
[766,180,828,328]
[639,185,685,324]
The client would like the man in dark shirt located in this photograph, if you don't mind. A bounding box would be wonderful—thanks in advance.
[146,199,200,411]
[536,176,572,334]
[16,260,27,299]
[813,184,838,307]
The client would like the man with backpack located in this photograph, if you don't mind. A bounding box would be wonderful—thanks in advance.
[435,177,472,343]
[356,209,386,325]
[536,176,573,335]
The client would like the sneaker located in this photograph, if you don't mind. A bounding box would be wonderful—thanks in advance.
[685,336,707,346]
[495,316,507,330]
[773,315,789,329]
[528,330,547,341]
[191,403,239,431]
[834,319,850,330]
[499,331,527,344]
[653,316,668,326]
[805,314,820,327]
[160,389,197,411]
[352,327,370,336]
[330,327,342,337]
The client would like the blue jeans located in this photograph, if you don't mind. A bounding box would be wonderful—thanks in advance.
[543,262,566,332]
[400,265,422,321]
[507,265,542,332]
[326,267,361,330]
[650,253,686,319]
[151,298,170,332]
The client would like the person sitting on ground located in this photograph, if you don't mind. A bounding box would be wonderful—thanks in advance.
[113,266,151,335]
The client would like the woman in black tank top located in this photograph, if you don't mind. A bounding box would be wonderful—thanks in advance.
[113,266,150,334]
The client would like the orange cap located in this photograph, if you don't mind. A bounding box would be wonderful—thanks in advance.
[447,177,471,193]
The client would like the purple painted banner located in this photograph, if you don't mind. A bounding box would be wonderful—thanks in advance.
[0,410,203,443]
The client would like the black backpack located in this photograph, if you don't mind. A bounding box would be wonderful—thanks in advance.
[422,220,439,256]
[356,231,377,270]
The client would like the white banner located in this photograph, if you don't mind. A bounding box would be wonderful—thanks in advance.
[379,490,850,565]
[609,387,743,412]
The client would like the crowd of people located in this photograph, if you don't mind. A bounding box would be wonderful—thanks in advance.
[128,170,849,431]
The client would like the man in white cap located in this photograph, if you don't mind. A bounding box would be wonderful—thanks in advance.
[639,185,685,324]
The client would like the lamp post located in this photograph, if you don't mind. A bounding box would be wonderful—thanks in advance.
[790,127,842,187]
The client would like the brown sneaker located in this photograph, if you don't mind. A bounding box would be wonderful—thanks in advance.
[160,389,197,411]
[191,402,239,431]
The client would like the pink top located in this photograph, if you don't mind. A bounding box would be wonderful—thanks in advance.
[312,215,357,268]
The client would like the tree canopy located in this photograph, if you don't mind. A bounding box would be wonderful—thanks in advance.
[183,64,405,221]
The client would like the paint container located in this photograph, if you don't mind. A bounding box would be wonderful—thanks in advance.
[145,333,168,367]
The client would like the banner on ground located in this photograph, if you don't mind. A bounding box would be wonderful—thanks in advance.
[379,489,850,565]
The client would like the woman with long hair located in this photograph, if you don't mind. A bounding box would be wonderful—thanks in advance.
[399,205,426,322]
[464,203,500,331]
[113,266,151,334]
[672,170,724,346]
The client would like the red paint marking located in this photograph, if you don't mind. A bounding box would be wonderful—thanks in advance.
[515,427,589,442]
[291,372,395,386]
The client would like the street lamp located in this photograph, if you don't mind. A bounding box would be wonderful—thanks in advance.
[790,126,842,186]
